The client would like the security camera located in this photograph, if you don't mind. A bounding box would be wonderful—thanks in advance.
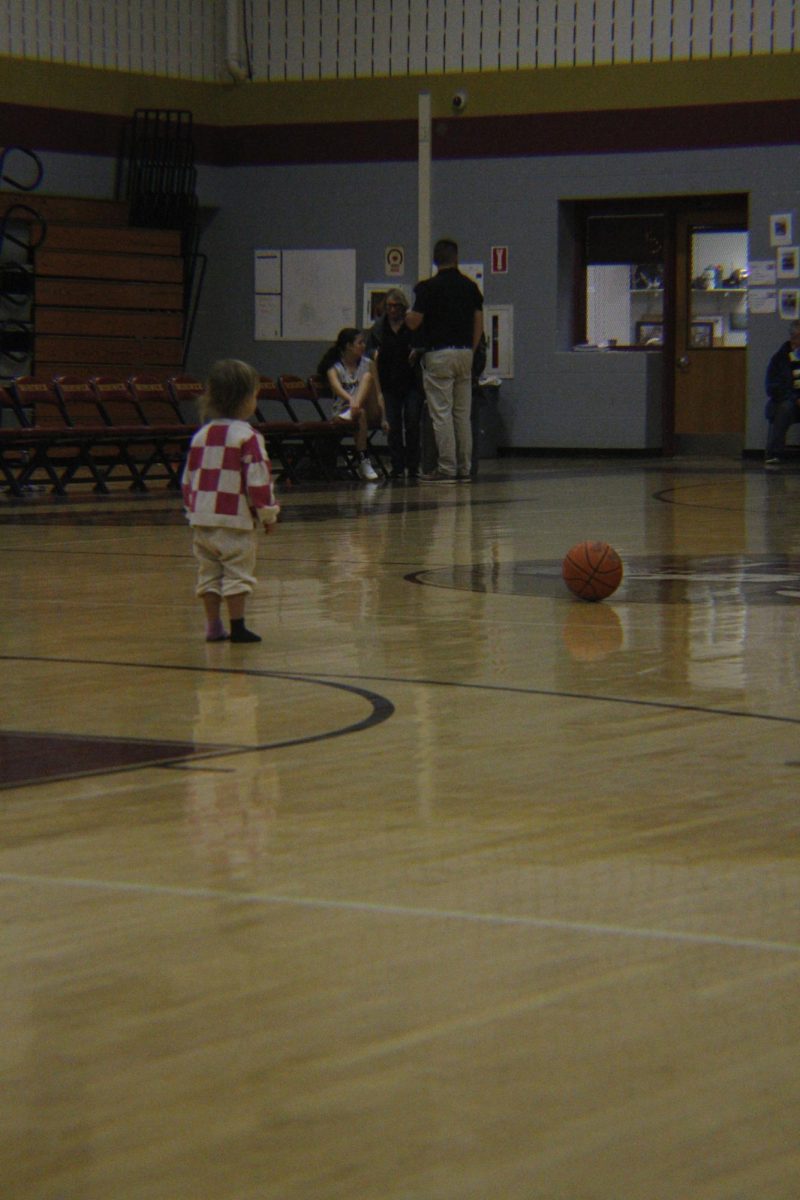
[451,90,468,113]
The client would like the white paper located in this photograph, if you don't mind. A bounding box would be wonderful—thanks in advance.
[255,294,281,340]
[459,262,484,293]
[748,288,777,314]
[748,260,776,286]
[255,251,281,293]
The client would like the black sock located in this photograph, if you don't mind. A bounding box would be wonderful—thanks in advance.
[230,618,261,643]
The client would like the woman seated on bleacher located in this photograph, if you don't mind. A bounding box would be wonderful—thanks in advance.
[317,328,388,481]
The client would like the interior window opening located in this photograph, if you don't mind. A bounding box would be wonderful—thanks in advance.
[688,229,749,348]
[584,212,665,349]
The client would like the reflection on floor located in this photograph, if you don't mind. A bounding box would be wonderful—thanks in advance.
[1,456,799,1200]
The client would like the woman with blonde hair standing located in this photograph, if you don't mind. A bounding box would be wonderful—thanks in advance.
[366,288,424,480]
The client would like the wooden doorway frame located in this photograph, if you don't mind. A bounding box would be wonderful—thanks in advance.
[575,193,749,455]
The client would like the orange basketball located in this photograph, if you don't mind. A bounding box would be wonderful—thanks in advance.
[562,541,623,602]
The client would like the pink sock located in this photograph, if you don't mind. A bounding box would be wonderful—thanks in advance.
[205,619,228,642]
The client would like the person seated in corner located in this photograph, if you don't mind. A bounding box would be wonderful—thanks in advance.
[764,319,800,469]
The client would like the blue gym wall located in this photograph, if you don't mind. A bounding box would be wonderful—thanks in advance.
[183,143,798,453]
[4,20,798,455]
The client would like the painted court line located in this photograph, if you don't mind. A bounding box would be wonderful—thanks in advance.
[2,870,798,956]
[317,963,659,1068]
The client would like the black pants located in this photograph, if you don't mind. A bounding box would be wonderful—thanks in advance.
[765,397,800,457]
[385,385,424,474]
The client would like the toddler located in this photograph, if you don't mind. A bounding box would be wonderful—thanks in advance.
[182,359,280,643]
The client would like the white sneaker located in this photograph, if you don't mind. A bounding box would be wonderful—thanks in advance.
[358,457,378,481]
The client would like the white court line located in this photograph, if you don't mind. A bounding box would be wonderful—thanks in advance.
[2,870,799,956]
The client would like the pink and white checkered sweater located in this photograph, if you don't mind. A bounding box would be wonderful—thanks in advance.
[182,419,280,530]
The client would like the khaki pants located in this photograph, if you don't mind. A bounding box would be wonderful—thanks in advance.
[192,526,258,597]
[422,348,473,477]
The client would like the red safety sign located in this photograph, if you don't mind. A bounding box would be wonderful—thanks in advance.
[491,246,508,274]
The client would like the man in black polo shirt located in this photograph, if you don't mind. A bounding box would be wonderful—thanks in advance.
[406,239,484,483]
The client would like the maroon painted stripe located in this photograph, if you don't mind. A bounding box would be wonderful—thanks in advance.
[0,102,128,157]
[2,97,798,165]
[431,99,800,159]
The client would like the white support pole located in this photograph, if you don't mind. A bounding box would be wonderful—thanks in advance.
[225,0,248,81]
[418,92,432,280]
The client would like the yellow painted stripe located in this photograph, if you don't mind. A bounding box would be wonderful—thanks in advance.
[1,51,797,127]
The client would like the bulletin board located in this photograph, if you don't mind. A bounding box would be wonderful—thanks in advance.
[254,248,356,341]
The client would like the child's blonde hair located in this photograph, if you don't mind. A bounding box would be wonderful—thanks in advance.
[200,359,260,421]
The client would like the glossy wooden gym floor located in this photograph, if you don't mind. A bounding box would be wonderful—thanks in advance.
[1,456,798,1200]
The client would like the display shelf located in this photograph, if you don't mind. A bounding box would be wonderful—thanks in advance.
[630,288,747,295]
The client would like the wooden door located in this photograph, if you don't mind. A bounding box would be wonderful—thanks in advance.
[672,207,748,439]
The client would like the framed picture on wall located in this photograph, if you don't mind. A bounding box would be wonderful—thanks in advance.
[690,315,725,345]
[729,310,748,332]
[362,284,390,326]
[690,321,714,348]
[777,246,799,279]
[635,321,663,346]
[770,213,793,246]
[779,289,800,321]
